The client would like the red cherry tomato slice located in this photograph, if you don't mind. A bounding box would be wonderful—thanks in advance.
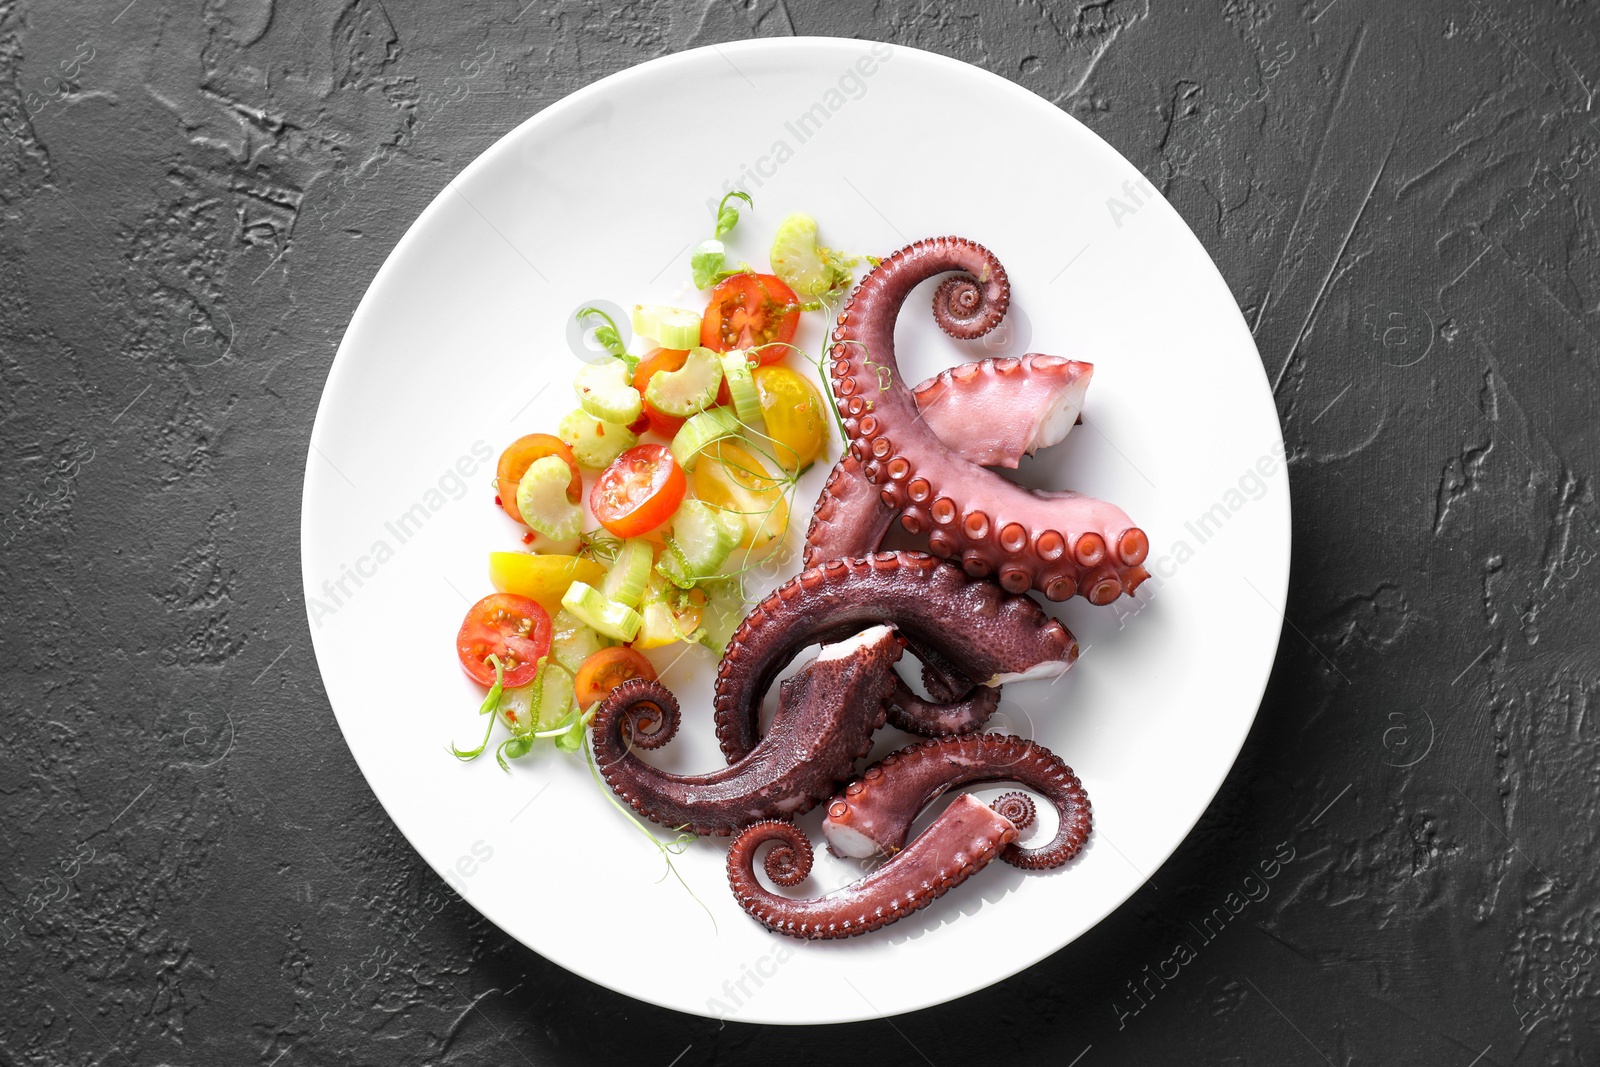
[573,647,658,707]
[496,435,581,523]
[457,593,551,688]
[700,273,801,361]
[590,444,686,538]
[631,349,689,437]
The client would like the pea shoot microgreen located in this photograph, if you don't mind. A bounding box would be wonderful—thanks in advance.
[863,359,893,391]
[456,653,592,771]
[451,653,505,760]
[575,307,637,372]
[714,190,750,237]
[691,192,756,289]
[494,734,534,771]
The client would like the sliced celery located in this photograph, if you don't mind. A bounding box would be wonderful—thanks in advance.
[669,407,741,471]
[516,455,584,541]
[558,409,637,469]
[657,499,742,587]
[632,304,703,350]
[550,607,613,675]
[643,346,721,418]
[561,581,642,642]
[694,579,746,657]
[720,349,762,426]
[599,538,653,609]
[769,212,853,297]
[573,359,642,425]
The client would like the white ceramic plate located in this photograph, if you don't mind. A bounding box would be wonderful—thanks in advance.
[301,38,1289,1025]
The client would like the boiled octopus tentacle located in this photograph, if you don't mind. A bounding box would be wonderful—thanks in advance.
[991,791,1036,831]
[824,236,1150,604]
[823,733,1092,870]
[911,354,1092,469]
[592,626,903,837]
[801,356,1092,569]
[803,453,897,568]
[712,552,1077,763]
[725,793,1021,940]
[885,675,1001,737]
[885,641,1002,737]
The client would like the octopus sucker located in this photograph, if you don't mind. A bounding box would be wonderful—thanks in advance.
[591,626,904,837]
[806,235,1147,603]
[725,794,1018,940]
[712,552,1078,764]
[822,733,1092,871]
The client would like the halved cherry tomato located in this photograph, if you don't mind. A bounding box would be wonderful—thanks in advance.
[496,435,581,523]
[700,273,801,361]
[591,443,686,538]
[751,365,826,472]
[457,593,551,688]
[631,349,689,437]
[573,646,658,706]
[691,439,789,549]
[487,552,607,617]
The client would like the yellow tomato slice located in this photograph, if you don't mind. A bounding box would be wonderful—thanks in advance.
[487,552,606,617]
[633,591,706,650]
[690,440,789,549]
[751,365,826,473]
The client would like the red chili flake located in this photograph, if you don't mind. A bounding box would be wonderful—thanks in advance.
[522,532,534,545]
[494,496,503,506]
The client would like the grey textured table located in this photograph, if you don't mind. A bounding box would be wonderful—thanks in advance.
[4,2,1598,1064]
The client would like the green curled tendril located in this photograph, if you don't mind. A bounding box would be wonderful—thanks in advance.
[451,654,504,761]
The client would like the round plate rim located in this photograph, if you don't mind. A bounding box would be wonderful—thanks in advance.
[300,35,1291,1024]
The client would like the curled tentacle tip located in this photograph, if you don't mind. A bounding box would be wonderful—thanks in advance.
[765,845,808,886]
[992,791,1037,832]
[760,829,814,887]
[608,677,681,750]
[932,267,1008,340]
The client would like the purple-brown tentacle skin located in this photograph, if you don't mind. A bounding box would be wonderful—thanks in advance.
[912,643,985,704]
[803,469,1000,735]
[592,626,903,837]
[885,676,1001,737]
[725,794,1018,940]
[823,235,1151,604]
[822,733,1093,870]
[712,552,1078,764]
[802,454,897,570]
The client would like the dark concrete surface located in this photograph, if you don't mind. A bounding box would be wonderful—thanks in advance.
[3,0,1598,1063]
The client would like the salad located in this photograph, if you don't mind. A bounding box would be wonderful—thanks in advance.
[451,196,862,773]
